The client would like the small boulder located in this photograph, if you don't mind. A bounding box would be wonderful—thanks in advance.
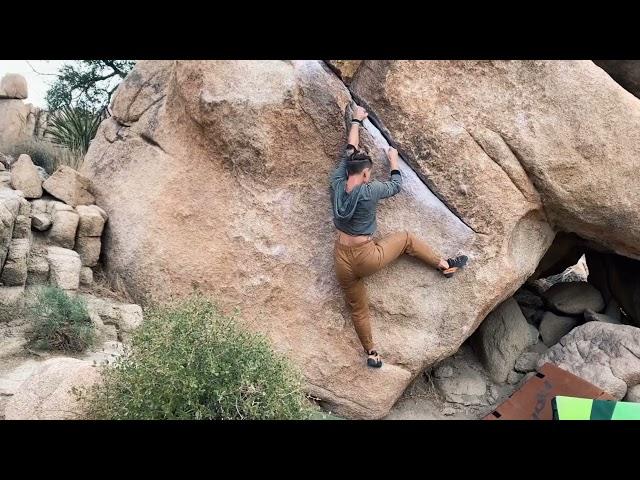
[83,295,143,342]
[513,288,544,309]
[507,371,525,385]
[434,365,488,403]
[0,238,30,287]
[79,266,93,286]
[515,351,541,373]
[528,341,550,354]
[76,205,107,237]
[0,73,28,99]
[543,281,605,315]
[31,213,52,231]
[47,203,79,249]
[47,246,81,290]
[42,166,95,207]
[472,298,539,383]
[10,154,42,199]
[4,358,100,420]
[75,236,101,267]
[539,312,579,347]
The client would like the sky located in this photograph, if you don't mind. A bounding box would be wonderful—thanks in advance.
[0,60,69,108]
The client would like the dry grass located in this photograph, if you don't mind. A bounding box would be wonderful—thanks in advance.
[5,138,85,173]
[400,370,444,403]
[81,267,134,304]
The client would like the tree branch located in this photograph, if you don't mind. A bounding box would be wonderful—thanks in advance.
[26,60,60,77]
[103,60,127,78]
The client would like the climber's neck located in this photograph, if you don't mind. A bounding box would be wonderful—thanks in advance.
[346,174,365,193]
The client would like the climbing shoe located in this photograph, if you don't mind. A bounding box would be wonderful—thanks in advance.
[367,350,382,368]
[442,255,468,278]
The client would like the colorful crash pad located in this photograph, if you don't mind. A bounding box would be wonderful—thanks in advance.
[484,363,615,420]
[552,396,640,420]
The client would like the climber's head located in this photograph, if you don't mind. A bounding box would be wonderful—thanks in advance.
[346,150,373,183]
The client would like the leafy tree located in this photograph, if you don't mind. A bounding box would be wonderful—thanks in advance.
[45,60,135,113]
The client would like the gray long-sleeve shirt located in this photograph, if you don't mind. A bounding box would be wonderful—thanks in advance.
[330,145,403,236]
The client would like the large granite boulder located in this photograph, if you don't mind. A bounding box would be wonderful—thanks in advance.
[80,60,640,418]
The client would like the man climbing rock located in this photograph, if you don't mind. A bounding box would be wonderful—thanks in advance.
[330,105,469,368]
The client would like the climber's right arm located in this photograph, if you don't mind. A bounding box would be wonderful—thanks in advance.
[348,105,368,149]
[330,106,369,188]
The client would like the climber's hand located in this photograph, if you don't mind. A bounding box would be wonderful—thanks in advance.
[353,105,368,122]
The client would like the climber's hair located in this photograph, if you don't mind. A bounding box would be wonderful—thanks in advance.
[346,150,373,176]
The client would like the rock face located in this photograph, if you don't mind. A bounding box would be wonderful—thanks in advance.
[539,322,640,399]
[472,298,539,382]
[42,166,95,207]
[626,384,640,402]
[539,311,579,347]
[0,74,28,100]
[543,281,605,315]
[326,61,363,85]
[4,358,99,420]
[82,60,564,419]
[349,61,640,261]
[10,154,42,199]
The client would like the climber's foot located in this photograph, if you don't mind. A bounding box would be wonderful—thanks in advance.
[367,350,382,368]
[442,255,468,278]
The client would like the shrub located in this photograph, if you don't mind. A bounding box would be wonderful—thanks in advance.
[45,105,103,156]
[26,287,95,352]
[81,295,315,420]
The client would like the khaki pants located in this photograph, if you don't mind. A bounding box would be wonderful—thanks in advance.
[334,231,443,352]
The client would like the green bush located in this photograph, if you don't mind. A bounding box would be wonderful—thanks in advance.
[81,295,315,420]
[26,287,95,352]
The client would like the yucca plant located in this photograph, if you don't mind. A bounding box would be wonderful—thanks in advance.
[45,105,104,156]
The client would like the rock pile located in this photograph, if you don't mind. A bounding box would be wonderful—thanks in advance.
[0,153,108,303]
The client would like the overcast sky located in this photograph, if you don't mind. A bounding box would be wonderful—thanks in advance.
[0,60,69,108]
